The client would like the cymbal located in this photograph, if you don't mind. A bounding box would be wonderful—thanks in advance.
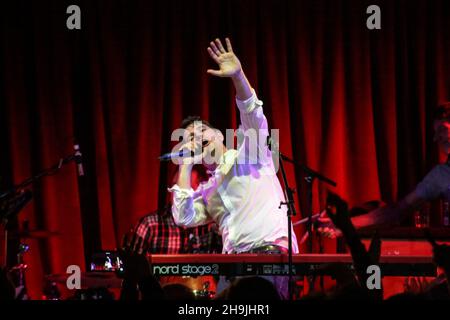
[45,272,122,288]
[15,230,60,239]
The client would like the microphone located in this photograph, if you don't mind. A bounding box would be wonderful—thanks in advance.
[158,149,194,162]
[159,141,210,162]
[73,144,85,176]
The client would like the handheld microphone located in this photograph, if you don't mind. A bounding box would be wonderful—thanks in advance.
[159,140,210,162]
[73,144,85,176]
[158,149,194,161]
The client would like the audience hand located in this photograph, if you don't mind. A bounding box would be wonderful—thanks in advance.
[117,230,151,284]
[403,277,431,294]
[433,243,450,275]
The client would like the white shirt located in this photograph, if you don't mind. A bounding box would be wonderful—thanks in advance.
[169,90,299,254]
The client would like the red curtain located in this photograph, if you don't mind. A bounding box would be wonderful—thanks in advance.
[1,0,450,298]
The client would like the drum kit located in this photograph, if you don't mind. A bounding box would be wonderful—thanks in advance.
[42,274,216,300]
[44,271,122,300]
[2,223,62,300]
[1,195,217,300]
[41,254,216,300]
[0,145,223,300]
[3,224,217,300]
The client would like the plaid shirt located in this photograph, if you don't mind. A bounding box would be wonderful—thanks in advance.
[132,207,222,254]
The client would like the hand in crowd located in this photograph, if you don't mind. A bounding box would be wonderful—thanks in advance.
[0,267,15,301]
[425,228,450,279]
[117,229,151,284]
[322,192,383,300]
[432,243,450,275]
[403,277,432,294]
[324,192,352,232]
[316,193,357,239]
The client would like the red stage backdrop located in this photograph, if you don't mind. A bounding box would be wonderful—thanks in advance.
[1,0,450,298]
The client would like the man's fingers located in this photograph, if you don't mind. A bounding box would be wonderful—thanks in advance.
[225,38,233,52]
[184,140,201,151]
[207,47,220,64]
[207,69,223,77]
[210,41,221,56]
[215,38,226,53]
[179,142,193,151]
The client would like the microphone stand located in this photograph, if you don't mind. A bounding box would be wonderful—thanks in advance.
[277,152,336,299]
[0,151,82,269]
[279,154,337,252]
[277,152,297,300]
[0,152,82,202]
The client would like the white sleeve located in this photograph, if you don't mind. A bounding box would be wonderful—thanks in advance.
[168,184,212,228]
[236,89,269,136]
[235,89,272,166]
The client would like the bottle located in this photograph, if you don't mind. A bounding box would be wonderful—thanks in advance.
[414,202,430,229]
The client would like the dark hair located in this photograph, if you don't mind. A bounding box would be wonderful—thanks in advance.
[162,283,196,300]
[225,276,281,300]
[180,115,214,129]
[433,102,450,121]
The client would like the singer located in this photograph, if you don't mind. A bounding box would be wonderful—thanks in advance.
[168,38,298,299]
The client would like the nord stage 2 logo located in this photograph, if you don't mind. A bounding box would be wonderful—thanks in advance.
[152,264,220,276]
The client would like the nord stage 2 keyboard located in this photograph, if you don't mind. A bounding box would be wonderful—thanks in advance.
[148,254,436,277]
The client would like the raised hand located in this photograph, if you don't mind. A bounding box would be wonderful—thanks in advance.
[432,243,450,275]
[424,229,450,275]
[117,230,151,283]
[403,277,432,294]
[0,267,16,301]
[315,193,349,239]
[207,38,242,78]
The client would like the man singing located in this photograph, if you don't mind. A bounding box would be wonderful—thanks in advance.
[169,38,298,298]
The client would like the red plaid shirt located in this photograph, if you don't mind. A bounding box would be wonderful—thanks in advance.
[132,207,222,254]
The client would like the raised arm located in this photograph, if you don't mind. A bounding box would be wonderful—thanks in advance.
[351,190,424,230]
[207,38,269,151]
[318,189,425,238]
